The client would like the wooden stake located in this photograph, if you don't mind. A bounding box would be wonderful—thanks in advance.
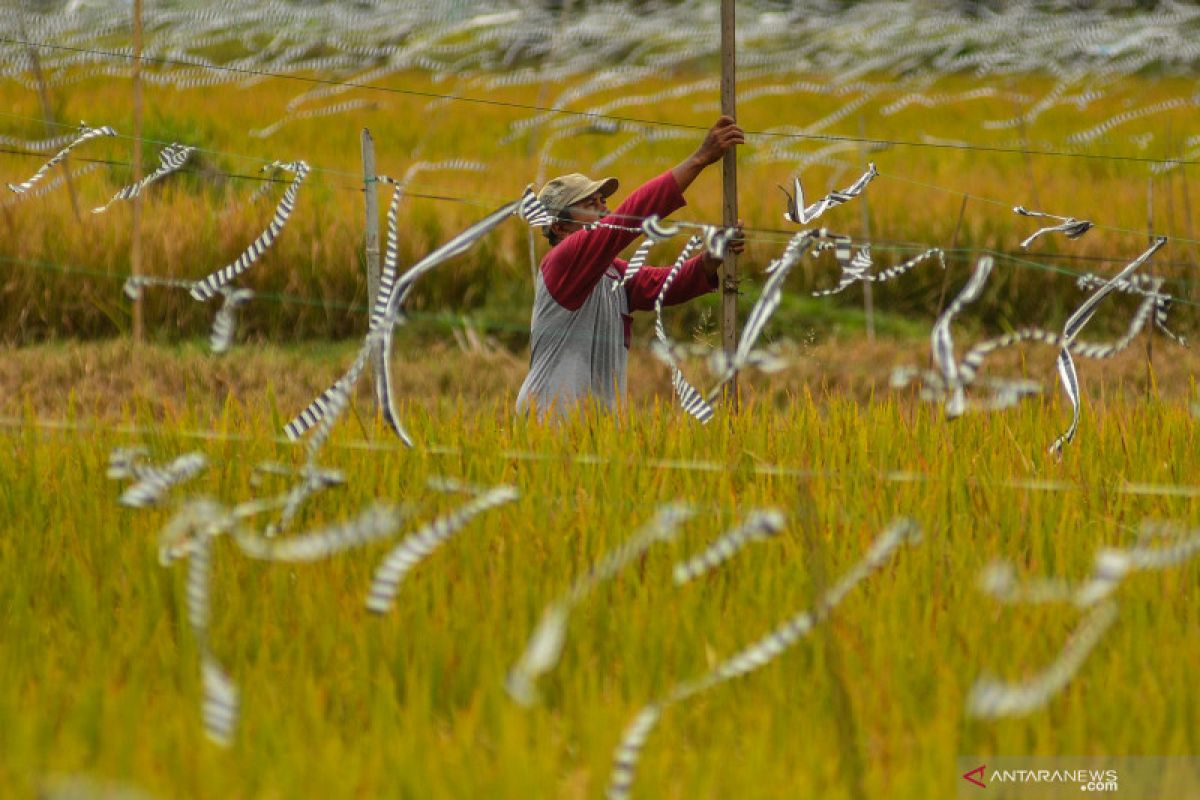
[362,128,380,310]
[719,0,739,412]
[18,6,82,223]
[131,0,144,344]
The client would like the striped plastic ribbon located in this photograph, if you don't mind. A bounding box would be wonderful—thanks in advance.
[189,160,310,301]
[673,509,785,585]
[366,485,518,614]
[650,235,713,423]
[1013,206,1094,250]
[606,518,922,800]
[781,162,878,226]
[109,449,208,508]
[6,123,117,195]
[92,142,195,213]
[507,503,694,707]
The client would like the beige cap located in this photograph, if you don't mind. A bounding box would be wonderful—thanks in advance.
[536,173,619,219]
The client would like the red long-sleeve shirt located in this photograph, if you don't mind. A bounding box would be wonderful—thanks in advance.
[515,171,717,417]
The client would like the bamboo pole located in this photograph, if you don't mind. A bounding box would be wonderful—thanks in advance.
[719,0,739,411]
[362,129,381,311]
[131,0,144,344]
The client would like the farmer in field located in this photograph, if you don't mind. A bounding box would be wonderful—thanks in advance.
[516,115,745,418]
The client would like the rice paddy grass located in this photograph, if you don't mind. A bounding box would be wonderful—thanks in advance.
[2,339,1199,799]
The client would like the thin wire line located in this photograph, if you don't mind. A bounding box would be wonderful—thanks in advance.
[5,105,1200,246]
[880,171,1200,249]
[0,108,368,181]
[0,145,501,208]
[5,231,1199,320]
[4,413,1200,499]
[3,36,1199,169]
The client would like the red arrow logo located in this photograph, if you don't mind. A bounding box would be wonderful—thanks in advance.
[962,764,987,788]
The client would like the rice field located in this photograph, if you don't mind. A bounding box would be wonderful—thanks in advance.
[4,3,1200,798]
[2,338,1200,799]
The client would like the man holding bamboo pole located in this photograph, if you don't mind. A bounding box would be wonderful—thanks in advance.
[516,116,745,419]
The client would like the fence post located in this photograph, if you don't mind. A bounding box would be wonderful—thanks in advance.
[362,128,381,314]
[720,0,739,412]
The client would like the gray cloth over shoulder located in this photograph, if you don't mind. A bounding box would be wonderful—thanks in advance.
[515,266,629,418]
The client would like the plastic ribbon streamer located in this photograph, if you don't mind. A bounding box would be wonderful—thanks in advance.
[369,162,486,445]
[506,504,695,707]
[966,601,1118,720]
[979,549,1131,611]
[605,518,922,800]
[379,198,522,325]
[5,123,117,194]
[209,287,255,354]
[890,256,1037,417]
[648,340,789,379]
[956,272,1187,389]
[234,504,404,561]
[92,142,195,213]
[1064,97,1189,145]
[813,246,945,297]
[700,224,738,261]
[651,235,714,423]
[613,238,655,293]
[809,234,854,272]
[780,163,878,226]
[235,461,348,536]
[932,255,994,417]
[301,345,373,463]
[2,163,103,208]
[106,446,148,479]
[1076,272,1186,347]
[365,484,518,614]
[190,160,310,301]
[969,523,1200,719]
[157,500,240,745]
[0,131,77,152]
[1049,237,1165,454]
[246,164,284,205]
[592,128,694,172]
[367,174,421,447]
[518,185,556,228]
[249,98,380,138]
[122,274,197,301]
[107,448,208,508]
[881,86,1029,116]
[706,229,818,402]
[642,215,681,242]
[672,509,785,585]
[284,196,521,456]
[200,652,240,747]
[152,495,445,744]
[1013,206,1094,250]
